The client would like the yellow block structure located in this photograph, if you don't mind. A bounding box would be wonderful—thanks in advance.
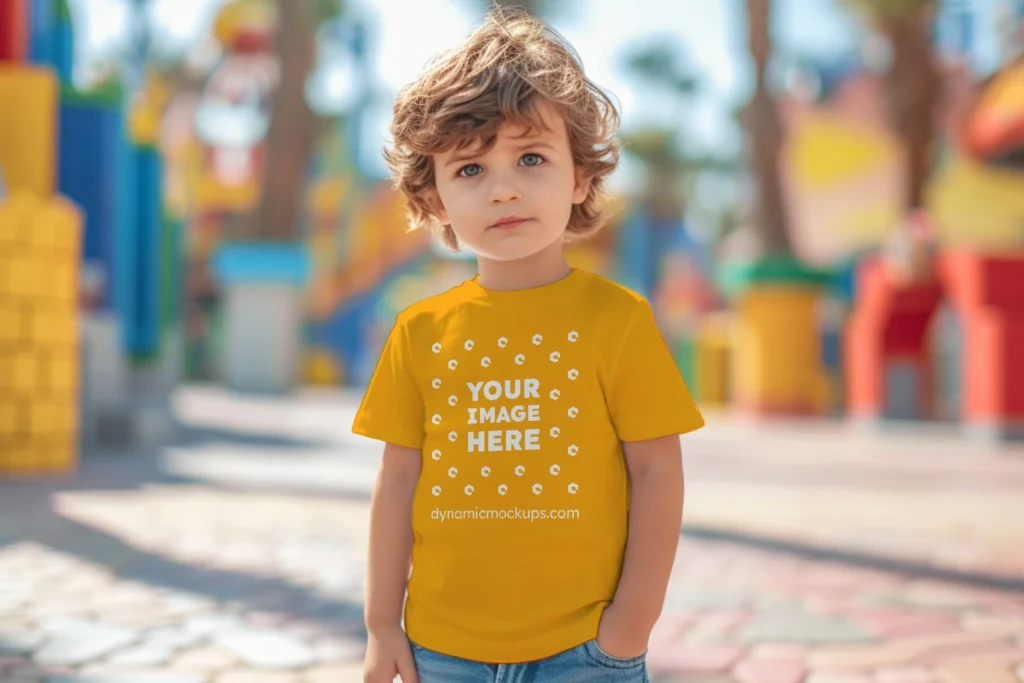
[693,312,732,408]
[731,285,825,415]
[0,66,58,198]
[0,193,81,478]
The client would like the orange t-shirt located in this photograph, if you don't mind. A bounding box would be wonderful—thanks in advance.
[353,268,704,662]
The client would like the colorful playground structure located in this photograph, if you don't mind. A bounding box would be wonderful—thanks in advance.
[690,51,1024,441]
[1,0,182,478]
[5,1,1024,485]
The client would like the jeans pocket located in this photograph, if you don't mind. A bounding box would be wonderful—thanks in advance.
[583,638,647,668]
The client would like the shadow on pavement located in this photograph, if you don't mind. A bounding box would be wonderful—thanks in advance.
[0,425,371,651]
[170,422,338,452]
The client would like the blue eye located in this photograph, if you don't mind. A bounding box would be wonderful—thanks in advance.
[521,153,544,166]
[458,164,483,177]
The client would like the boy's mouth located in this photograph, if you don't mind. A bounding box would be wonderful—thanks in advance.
[489,215,532,229]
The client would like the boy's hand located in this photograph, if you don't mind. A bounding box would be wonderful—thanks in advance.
[363,626,419,683]
[596,601,650,659]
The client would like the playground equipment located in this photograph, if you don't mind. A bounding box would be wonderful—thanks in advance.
[845,251,1024,440]
[842,54,1024,440]
[1,2,180,478]
[716,258,834,415]
[0,5,81,477]
[0,194,81,477]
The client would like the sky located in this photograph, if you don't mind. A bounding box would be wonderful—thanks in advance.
[67,0,1010,186]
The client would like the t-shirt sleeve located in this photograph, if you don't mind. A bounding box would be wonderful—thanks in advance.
[607,300,705,441]
[351,315,425,450]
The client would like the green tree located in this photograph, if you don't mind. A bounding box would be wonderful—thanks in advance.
[623,40,699,107]
[618,40,733,220]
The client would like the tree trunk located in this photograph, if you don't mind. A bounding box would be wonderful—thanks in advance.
[744,0,792,258]
[881,9,942,211]
[254,0,317,241]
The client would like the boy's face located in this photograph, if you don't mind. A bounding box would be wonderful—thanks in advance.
[429,98,591,263]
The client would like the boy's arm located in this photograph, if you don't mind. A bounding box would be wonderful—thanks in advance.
[598,434,684,656]
[365,443,421,633]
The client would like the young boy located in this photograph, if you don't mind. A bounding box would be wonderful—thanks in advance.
[353,7,705,682]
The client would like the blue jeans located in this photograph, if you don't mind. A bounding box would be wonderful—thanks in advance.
[409,638,650,682]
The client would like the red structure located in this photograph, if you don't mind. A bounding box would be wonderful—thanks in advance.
[845,258,944,420]
[942,253,1024,439]
[845,252,1024,440]
[0,0,29,62]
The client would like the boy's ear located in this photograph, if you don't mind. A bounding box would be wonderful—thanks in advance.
[425,188,450,225]
[572,167,593,205]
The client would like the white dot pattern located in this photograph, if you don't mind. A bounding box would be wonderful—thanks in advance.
[427,330,584,500]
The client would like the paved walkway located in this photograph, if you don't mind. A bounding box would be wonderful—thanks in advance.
[0,386,1021,682]
[681,412,1024,583]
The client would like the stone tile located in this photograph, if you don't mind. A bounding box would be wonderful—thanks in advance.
[214,630,316,669]
[732,655,805,683]
[159,594,218,616]
[35,616,98,635]
[106,641,179,666]
[303,663,365,683]
[960,612,1024,636]
[11,664,75,682]
[69,669,208,683]
[862,586,976,613]
[913,636,1021,664]
[215,672,300,683]
[170,646,239,672]
[100,604,193,629]
[0,630,46,655]
[738,608,875,645]
[923,644,1024,667]
[281,620,331,642]
[810,633,1007,670]
[650,612,697,643]
[0,616,36,631]
[34,623,140,666]
[647,643,745,674]
[805,672,873,683]
[182,615,247,637]
[903,583,983,611]
[748,644,809,659]
[874,667,937,683]
[4,673,42,683]
[144,626,205,651]
[693,610,754,636]
[854,611,962,638]
[244,611,293,629]
[806,595,865,616]
[755,596,804,611]
[810,643,922,670]
[892,632,1004,652]
[310,636,364,662]
[667,589,753,611]
[937,662,1019,683]
[0,656,31,674]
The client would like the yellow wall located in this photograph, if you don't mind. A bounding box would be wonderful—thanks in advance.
[0,66,58,198]
[783,108,1024,259]
[0,194,81,477]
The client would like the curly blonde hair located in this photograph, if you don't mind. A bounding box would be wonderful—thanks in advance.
[383,5,621,251]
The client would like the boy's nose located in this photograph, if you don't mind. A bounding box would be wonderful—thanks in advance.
[488,179,521,204]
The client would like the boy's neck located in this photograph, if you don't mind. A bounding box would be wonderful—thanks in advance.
[476,240,571,292]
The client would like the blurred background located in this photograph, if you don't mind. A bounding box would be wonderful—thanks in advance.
[2,1,1024,681]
